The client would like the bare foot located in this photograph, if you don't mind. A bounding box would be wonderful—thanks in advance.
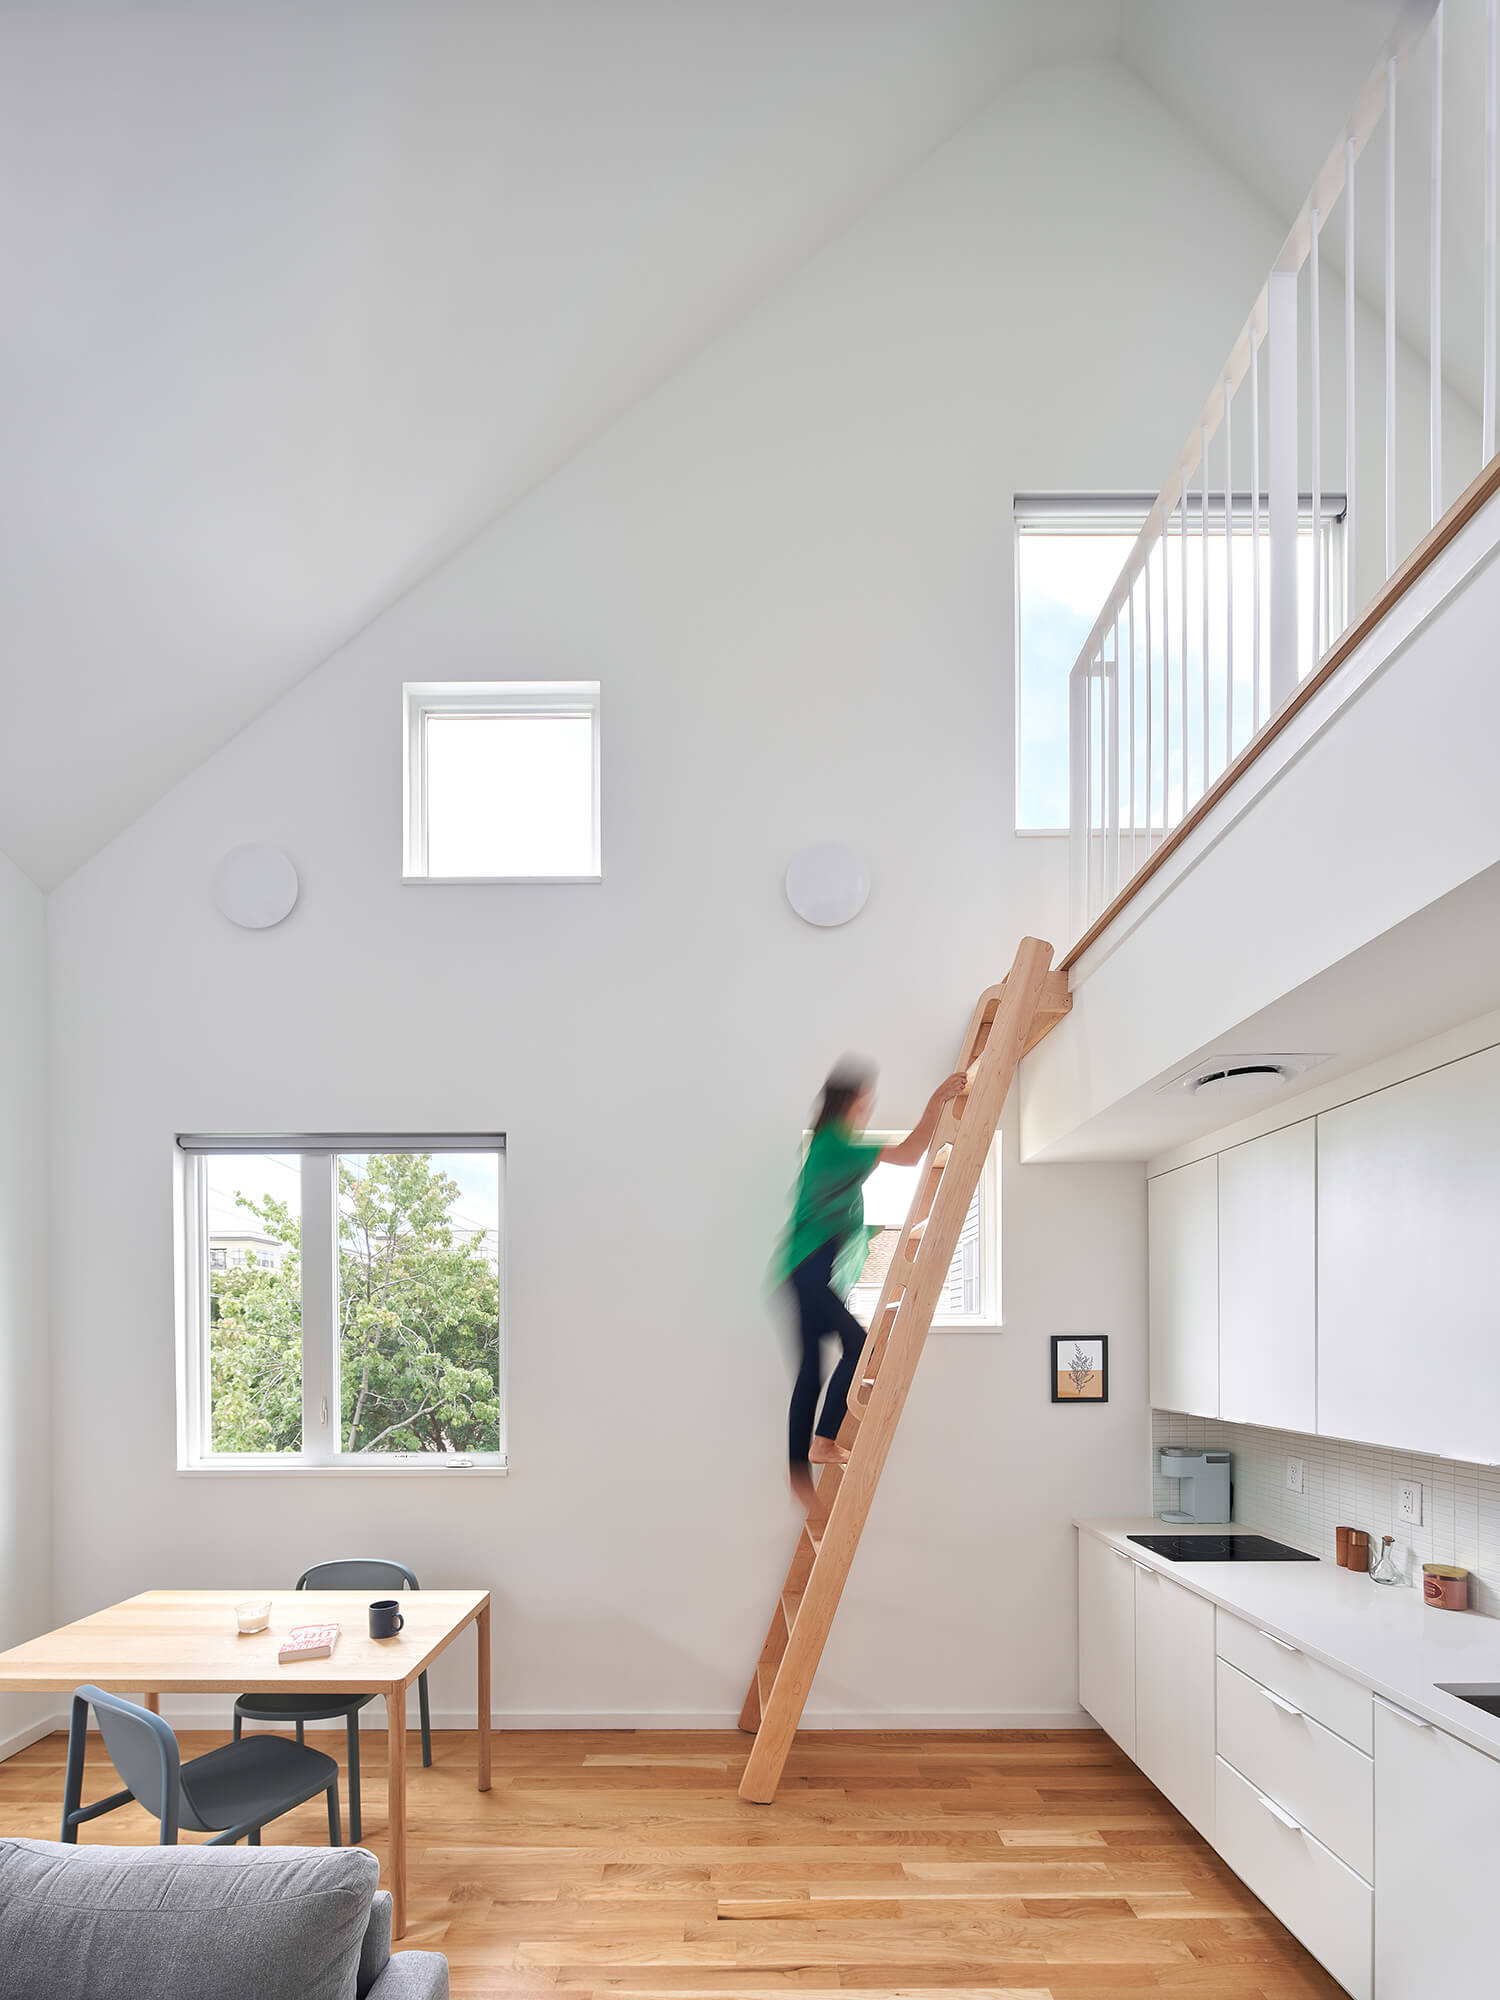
[789,1462,817,1508]
[808,1438,849,1467]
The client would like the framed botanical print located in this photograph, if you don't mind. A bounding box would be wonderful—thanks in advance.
[1051,1334,1108,1403]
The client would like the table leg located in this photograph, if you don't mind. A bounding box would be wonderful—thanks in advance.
[387,1685,407,1939]
[476,1601,491,1792]
[143,1693,159,1714]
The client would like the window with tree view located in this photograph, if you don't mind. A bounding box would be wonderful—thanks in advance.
[178,1138,504,1469]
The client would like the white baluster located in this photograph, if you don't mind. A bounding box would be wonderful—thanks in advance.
[1127,583,1137,878]
[1310,207,1322,665]
[1106,628,1119,903]
[1179,474,1189,807]
[1251,323,1262,731]
[1430,2,1444,525]
[1224,385,1234,764]
[1160,533,1171,828]
[1152,544,1160,840]
[1069,668,1087,937]
[1345,138,1357,626]
[1268,269,1299,707]
[1487,0,1497,462]
[1386,56,1398,577]
[1208,426,1216,784]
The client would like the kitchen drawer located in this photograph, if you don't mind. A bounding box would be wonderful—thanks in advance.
[1215,1756,1372,2000]
[1216,1658,1372,1879]
[1216,1609,1372,1752]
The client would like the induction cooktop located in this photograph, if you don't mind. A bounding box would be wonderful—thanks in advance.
[1127,1533,1318,1563]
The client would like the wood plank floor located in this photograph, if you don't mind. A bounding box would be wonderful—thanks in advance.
[0,1727,1345,1998]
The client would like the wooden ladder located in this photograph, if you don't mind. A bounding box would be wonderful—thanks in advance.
[737,936,1070,1803]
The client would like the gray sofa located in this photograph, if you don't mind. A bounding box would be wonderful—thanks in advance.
[0,1840,448,2000]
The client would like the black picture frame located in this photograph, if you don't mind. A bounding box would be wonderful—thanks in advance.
[1051,1334,1108,1403]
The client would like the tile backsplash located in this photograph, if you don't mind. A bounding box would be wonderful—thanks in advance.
[1152,1409,1500,1615]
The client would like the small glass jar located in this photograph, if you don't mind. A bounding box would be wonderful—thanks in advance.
[1369,1535,1403,1586]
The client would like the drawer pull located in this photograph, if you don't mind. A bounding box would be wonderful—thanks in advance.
[1134,1563,1156,1578]
[1378,1699,1431,1731]
[1260,1686,1302,1717]
[1111,1547,1131,1561]
[1257,1790,1304,1833]
[1257,1629,1299,1653]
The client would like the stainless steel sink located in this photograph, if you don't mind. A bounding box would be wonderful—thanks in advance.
[1435,1683,1500,1718]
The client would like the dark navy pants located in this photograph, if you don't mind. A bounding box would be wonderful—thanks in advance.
[786,1239,865,1465]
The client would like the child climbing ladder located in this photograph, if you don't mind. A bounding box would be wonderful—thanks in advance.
[739,937,1070,1804]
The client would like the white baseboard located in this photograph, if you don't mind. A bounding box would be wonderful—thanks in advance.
[0,1712,64,1762]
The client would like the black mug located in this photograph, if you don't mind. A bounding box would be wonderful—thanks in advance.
[369,1599,404,1640]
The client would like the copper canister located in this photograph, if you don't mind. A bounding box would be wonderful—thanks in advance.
[1422,1563,1469,1610]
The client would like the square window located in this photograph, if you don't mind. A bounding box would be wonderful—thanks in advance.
[404,682,600,881]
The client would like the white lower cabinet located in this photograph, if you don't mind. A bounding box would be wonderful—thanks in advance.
[1215,1756,1372,2000]
[1374,1696,1500,1999]
[1132,1561,1215,1840]
[1076,1531,1135,1759]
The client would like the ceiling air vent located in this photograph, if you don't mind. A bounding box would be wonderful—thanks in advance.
[1155,1052,1332,1098]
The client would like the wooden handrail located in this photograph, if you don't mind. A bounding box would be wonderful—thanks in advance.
[1060,448,1500,974]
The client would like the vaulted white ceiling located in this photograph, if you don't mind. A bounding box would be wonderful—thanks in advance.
[1,0,1397,886]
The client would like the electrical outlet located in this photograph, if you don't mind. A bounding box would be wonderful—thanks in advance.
[1397,1480,1423,1526]
[1284,1455,1305,1495]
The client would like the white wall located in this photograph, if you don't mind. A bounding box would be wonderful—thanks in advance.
[43,58,1286,1728]
[0,852,51,1754]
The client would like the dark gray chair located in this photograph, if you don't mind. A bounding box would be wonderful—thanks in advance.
[233,1557,432,1844]
[61,1686,341,1848]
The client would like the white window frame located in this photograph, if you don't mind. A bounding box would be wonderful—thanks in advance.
[174,1134,508,1475]
[1013,494,1347,836]
[834,1132,1002,1331]
[402,680,602,883]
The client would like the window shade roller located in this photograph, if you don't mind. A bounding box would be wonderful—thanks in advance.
[177,1133,505,1154]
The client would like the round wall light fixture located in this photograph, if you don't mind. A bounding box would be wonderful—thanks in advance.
[213,844,300,930]
[785,843,870,928]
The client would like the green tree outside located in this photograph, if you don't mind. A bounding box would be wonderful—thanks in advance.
[209,1153,501,1455]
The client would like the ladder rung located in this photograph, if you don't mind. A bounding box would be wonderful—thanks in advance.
[903,1218,927,1261]
[780,1589,802,1633]
[803,1520,823,1554]
[930,1143,952,1171]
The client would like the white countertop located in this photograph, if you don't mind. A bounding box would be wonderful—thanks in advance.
[1076,1517,1500,1765]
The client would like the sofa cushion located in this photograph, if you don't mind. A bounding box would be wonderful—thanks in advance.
[0,1839,379,2000]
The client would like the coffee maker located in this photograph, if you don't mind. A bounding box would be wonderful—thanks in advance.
[1158,1447,1232,1524]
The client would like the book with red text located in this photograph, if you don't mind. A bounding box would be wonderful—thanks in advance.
[277,1622,340,1664]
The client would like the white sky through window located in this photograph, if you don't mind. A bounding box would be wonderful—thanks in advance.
[425,713,594,877]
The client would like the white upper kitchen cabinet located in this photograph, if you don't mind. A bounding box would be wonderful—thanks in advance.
[1318,1043,1500,1462]
[1375,1698,1500,1999]
[1218,1120,1316,1432]
[1148,1155,1218,1416]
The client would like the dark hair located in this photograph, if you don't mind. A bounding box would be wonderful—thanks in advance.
[813,1056,876,1133]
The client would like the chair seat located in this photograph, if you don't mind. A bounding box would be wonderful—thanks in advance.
[179,1734,339,1833]
[234,1689,374,1723]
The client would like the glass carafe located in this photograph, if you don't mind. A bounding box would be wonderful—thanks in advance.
[1369,1535,1402,1586]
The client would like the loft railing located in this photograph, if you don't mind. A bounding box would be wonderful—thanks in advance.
[1067,0,1499,953]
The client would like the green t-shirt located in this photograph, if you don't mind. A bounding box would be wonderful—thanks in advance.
[775,1123,884,1295]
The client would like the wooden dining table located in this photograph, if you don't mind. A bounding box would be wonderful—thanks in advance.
[0,1587,491,1937]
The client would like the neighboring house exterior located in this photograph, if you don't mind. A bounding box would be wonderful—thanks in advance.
[208,1228,288,1275]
